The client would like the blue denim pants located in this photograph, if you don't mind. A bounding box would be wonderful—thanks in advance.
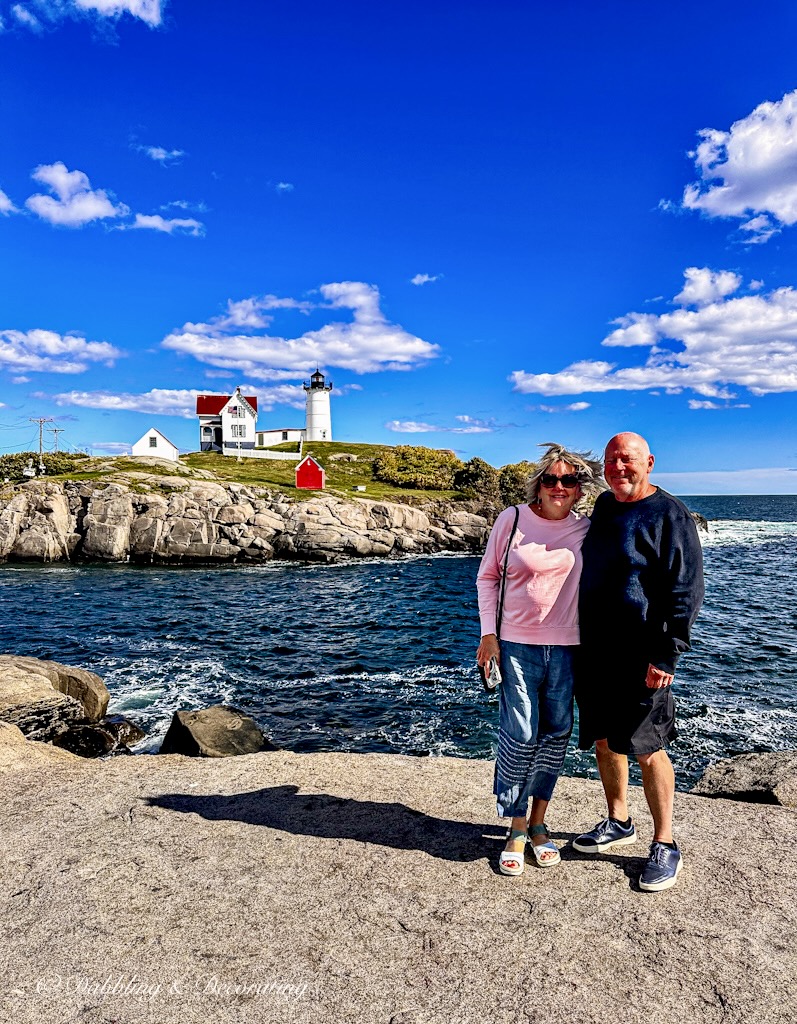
[494,641,575,817]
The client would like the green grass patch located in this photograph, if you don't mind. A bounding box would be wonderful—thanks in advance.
[181,445,463,502]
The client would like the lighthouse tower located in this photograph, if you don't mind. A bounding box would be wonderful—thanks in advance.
[303,368,333,442]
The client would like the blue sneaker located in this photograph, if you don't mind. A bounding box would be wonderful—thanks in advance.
[639,841,682,892]
[572,817,637,853]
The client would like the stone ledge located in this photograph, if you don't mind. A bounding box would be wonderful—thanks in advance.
[0,742,793,1024]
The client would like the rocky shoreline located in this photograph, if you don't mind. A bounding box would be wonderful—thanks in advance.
[2,655,795,810]
[0,477,490,564]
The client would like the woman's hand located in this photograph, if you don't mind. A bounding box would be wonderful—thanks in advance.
[477,633,500,668]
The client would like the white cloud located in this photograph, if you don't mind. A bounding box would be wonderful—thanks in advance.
[739,214,780,244]
[73,0,162,25]
[45,383,306,418]
[275,182,294,192]
[385,420,439,433]
[46,388,214,418]
[0,188,19,215]
[410,273,440,286]
[12,4,41,29]
[20,162,201,234]
[0,328,122,374]
[386,414,496,434]
[163,281,439,378]
[91,441,132,454]
[25,162,129,227]
[161,199,208,213]
[681,89,797,241]
[511,268,797,399]
[5,0,162,30]
[528,402,591,413]
[749,279,764,291]
[126,213,204,236]
[450,415,493,434]
[688,399,750,410]
[674,267,741,307]
[12,375,30,383]
[139,145,184,164]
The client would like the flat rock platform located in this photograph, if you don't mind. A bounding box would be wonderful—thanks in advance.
[1,727,794,1024]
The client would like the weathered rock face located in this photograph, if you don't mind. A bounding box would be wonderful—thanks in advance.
[0,654,110,721]
[691,750,797,807]
[0,663,86,741]
[0,477,491,564]
[0,720,78,768]
[0,656,142,757]
[160,705,278,757]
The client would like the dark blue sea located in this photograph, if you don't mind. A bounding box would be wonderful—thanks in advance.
[1,495,795,788]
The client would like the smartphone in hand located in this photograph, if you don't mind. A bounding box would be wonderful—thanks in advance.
[478,656,501,693]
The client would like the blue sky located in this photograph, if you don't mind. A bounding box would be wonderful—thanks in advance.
[2,0,797,493]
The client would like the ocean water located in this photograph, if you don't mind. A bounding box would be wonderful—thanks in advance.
[1,494,795,789]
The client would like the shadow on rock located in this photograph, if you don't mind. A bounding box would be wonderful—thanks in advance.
[146,785,507,862]
[564,840,649,887]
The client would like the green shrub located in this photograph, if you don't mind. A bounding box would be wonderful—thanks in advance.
[373,445,464,491]
[499,460,537,506]
[0,451,89,483]
[453,457,501,501]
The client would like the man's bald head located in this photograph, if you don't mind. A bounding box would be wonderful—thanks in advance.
[603,432,656,503]
[605,432,651,460]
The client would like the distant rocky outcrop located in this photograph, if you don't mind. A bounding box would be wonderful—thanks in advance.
[0,477,489,564]
[692,750,797,807]
[691,511,709,532]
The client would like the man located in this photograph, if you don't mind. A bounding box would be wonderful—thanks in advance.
[574,432,704,892]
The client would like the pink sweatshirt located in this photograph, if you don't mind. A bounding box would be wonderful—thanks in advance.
[476,504,589,646]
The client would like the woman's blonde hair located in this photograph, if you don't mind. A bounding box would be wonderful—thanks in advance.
[527,441,606,511]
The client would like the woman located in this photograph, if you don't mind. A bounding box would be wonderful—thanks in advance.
[476,443,604,874]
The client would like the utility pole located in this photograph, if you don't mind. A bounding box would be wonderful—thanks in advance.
[48,427,65,452]
[29,417,53,473]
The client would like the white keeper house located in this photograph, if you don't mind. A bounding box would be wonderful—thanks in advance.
[195,371,333,454]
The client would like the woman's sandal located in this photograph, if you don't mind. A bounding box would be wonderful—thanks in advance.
[499,828,527,876]
[527,823,561,868]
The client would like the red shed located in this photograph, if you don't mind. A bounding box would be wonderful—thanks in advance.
[295,454,325,490]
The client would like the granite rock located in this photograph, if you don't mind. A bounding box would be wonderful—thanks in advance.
[0,740,794,1024]
[691,749,797,807]
[0,477,491,565]
[0,654,109,722]
[160,704,279,757]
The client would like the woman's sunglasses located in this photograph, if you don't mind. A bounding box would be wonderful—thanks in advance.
[540,473,581,488]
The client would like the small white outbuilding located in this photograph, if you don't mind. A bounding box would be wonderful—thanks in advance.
[131,427,180,462]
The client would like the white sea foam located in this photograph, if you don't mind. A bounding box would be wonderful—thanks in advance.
[700,519,797,548]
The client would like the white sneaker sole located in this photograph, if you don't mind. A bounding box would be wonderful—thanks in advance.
[572,831,638,854]
[639,856,682,892]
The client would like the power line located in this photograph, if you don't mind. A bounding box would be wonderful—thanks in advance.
[47,427,65,452]
[29,417,53,472]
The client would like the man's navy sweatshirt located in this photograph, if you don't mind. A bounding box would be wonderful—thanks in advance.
[579,488,705,674]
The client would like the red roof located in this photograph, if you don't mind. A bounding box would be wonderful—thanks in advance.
[196,394,258,414]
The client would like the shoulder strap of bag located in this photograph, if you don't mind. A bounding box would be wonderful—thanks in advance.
[495,505,520,641]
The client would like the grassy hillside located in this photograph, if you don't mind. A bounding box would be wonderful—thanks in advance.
[9,442,532,508]
[182,443,464,502]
